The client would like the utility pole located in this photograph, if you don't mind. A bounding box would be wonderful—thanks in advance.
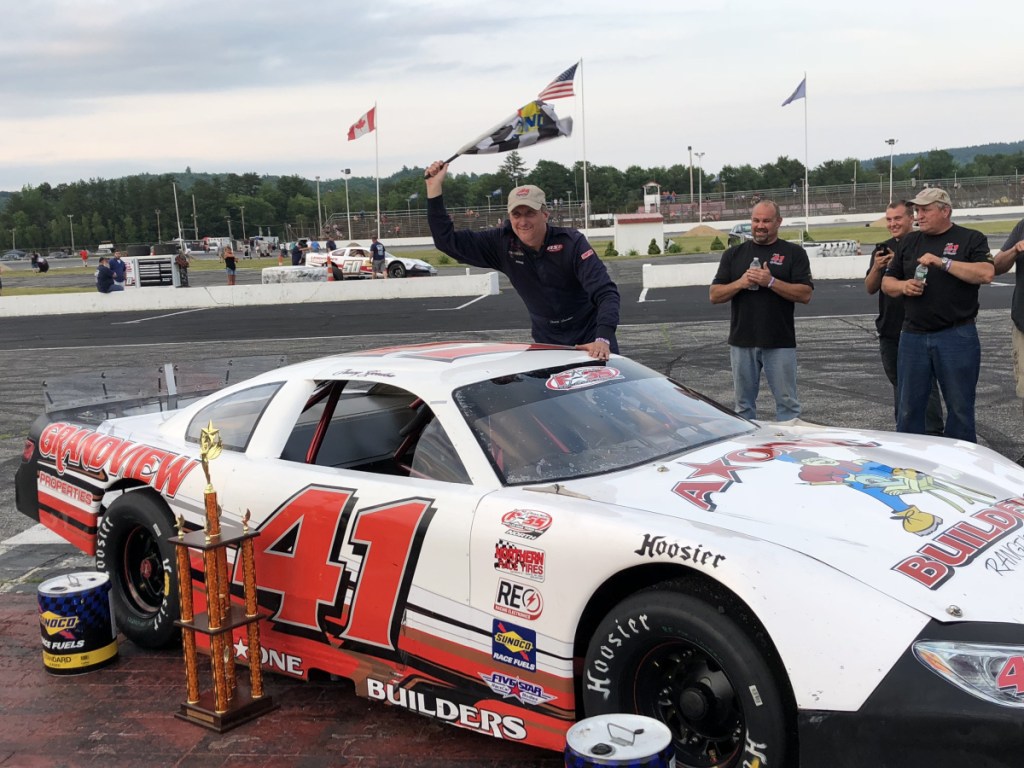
[240,206,247,251]
[885,138,898,203]
[342,169,352,241]
[155,208,162,242]
[315,176,322,235]
[694,152,705,223]
[67,214,75,254]
[688,145,694,207]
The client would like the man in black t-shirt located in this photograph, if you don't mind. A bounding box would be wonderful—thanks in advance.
[993,217,1024,400]
[865,200,943,433]
[710,200,813,421]
[882,188,994,442]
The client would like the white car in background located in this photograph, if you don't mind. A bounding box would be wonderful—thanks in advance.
[305,243,437,279]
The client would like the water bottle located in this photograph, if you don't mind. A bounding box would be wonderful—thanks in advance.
[913,262,928,285]
[748,256,760,291]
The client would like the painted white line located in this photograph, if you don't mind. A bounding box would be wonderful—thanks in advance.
[2,523,66,546]
[428,294,491,311]
[112,307,213,325]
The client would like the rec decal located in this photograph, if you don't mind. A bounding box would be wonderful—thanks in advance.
[634,534,726,569]
[366,679,527,740]
[546,367,621,391]
[893,497,1024,589]
[494,539,545,581]
[492,619,537,672]
[494,579,543,620]
[501,509,552,540]
[480,671,556,707]
[36,422,198,497]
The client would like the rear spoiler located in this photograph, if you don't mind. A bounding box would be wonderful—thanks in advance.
[41,355,288,425]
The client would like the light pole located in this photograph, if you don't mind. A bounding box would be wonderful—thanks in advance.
[688,145,694,207]
[885,138,898,203]
[192,194,199,241]
[155,208,161,242]
[226,217,233,241]
[67,214,75,254]
[567,190,573,228]
[10,228,14,251]
[341,169,352,242]
[694,152,705,222]
[315,175,322,235]
[240,205,247,251]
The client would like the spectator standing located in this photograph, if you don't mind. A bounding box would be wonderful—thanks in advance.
[425,160,620,360]
[175,249,192,287]
[290,240,306,266]
[993,216,1024,400]
[865,201,944,433]
[221,245,238,286]
[95,257,123,293]
[109,249,126,289]
[370,235,387,279]
[882,188,994,442]
[710,201,814,421]
[80,249,88,267]
[326,238,337,252]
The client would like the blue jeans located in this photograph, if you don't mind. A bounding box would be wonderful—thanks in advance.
[729,346,801,421]
[897,324,980,442]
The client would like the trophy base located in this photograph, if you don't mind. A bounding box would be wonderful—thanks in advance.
[176,689,278,733]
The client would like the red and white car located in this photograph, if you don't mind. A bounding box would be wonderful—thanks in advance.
[305,245,437,279]
[15,343,1024,767]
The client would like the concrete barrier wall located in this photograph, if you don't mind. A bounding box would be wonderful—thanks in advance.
[0,273,499,318]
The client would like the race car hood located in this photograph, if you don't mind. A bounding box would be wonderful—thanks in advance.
[562,423,1024,624]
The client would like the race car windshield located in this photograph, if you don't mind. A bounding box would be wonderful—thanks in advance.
[454,359,752,485]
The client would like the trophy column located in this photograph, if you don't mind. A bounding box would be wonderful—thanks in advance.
[170,422,278,732]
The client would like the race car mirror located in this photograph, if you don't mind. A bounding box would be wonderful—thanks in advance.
[170,423,277,731]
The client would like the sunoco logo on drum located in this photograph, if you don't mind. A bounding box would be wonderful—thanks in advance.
[39,611,79,635]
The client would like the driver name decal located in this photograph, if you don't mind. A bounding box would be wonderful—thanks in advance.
[37,422,198,497]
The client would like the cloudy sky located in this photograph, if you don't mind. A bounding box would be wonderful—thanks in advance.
[2,0,1021,191]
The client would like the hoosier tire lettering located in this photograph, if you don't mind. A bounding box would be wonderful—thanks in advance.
[582,582,790,768]
[96,491,180,649]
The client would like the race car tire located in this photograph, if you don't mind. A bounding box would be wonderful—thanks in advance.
[582,583,790,768]
[387,261,407,278]
[95,491,181,649]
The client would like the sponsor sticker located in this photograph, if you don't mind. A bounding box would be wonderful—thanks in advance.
[545,366,621,391]
[546,244,564,252]
[494,539,545,581]
[366,678,527,740]
[502,509,552,540]
[480,671,556,706]
[494,579,544,620]
[492,619,537,672]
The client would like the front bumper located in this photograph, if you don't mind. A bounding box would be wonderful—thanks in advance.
[799,620,1024,768]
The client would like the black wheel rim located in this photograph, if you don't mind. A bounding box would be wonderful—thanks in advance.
[633,641,743,767]
[120,524,166,616]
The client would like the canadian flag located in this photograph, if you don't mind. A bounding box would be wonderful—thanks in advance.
[347,107,376,141]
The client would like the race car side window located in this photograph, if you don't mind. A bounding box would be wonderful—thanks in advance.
[185,382,283,452]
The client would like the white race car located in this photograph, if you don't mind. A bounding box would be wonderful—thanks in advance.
[15,343,1024,767]
[305,245,437,279]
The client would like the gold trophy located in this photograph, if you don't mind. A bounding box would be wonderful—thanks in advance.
[171,422,277,731]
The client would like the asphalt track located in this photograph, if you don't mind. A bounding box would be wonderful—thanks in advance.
[1,257,1023,766]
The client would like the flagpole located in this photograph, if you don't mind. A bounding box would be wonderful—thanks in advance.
[579,58,589,237]
[374,102,381,239]
[802,72,809,227]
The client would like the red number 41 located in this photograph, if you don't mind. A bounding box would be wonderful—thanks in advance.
[233,485,435,651]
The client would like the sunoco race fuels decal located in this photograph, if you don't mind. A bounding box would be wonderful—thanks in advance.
[492,619,537,672]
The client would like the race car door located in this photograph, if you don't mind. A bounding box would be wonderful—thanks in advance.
[193,377,484,683]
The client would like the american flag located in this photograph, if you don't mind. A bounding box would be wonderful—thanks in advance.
[537,63,577,101]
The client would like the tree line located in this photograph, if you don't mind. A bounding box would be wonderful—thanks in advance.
[3,147,1024,251]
